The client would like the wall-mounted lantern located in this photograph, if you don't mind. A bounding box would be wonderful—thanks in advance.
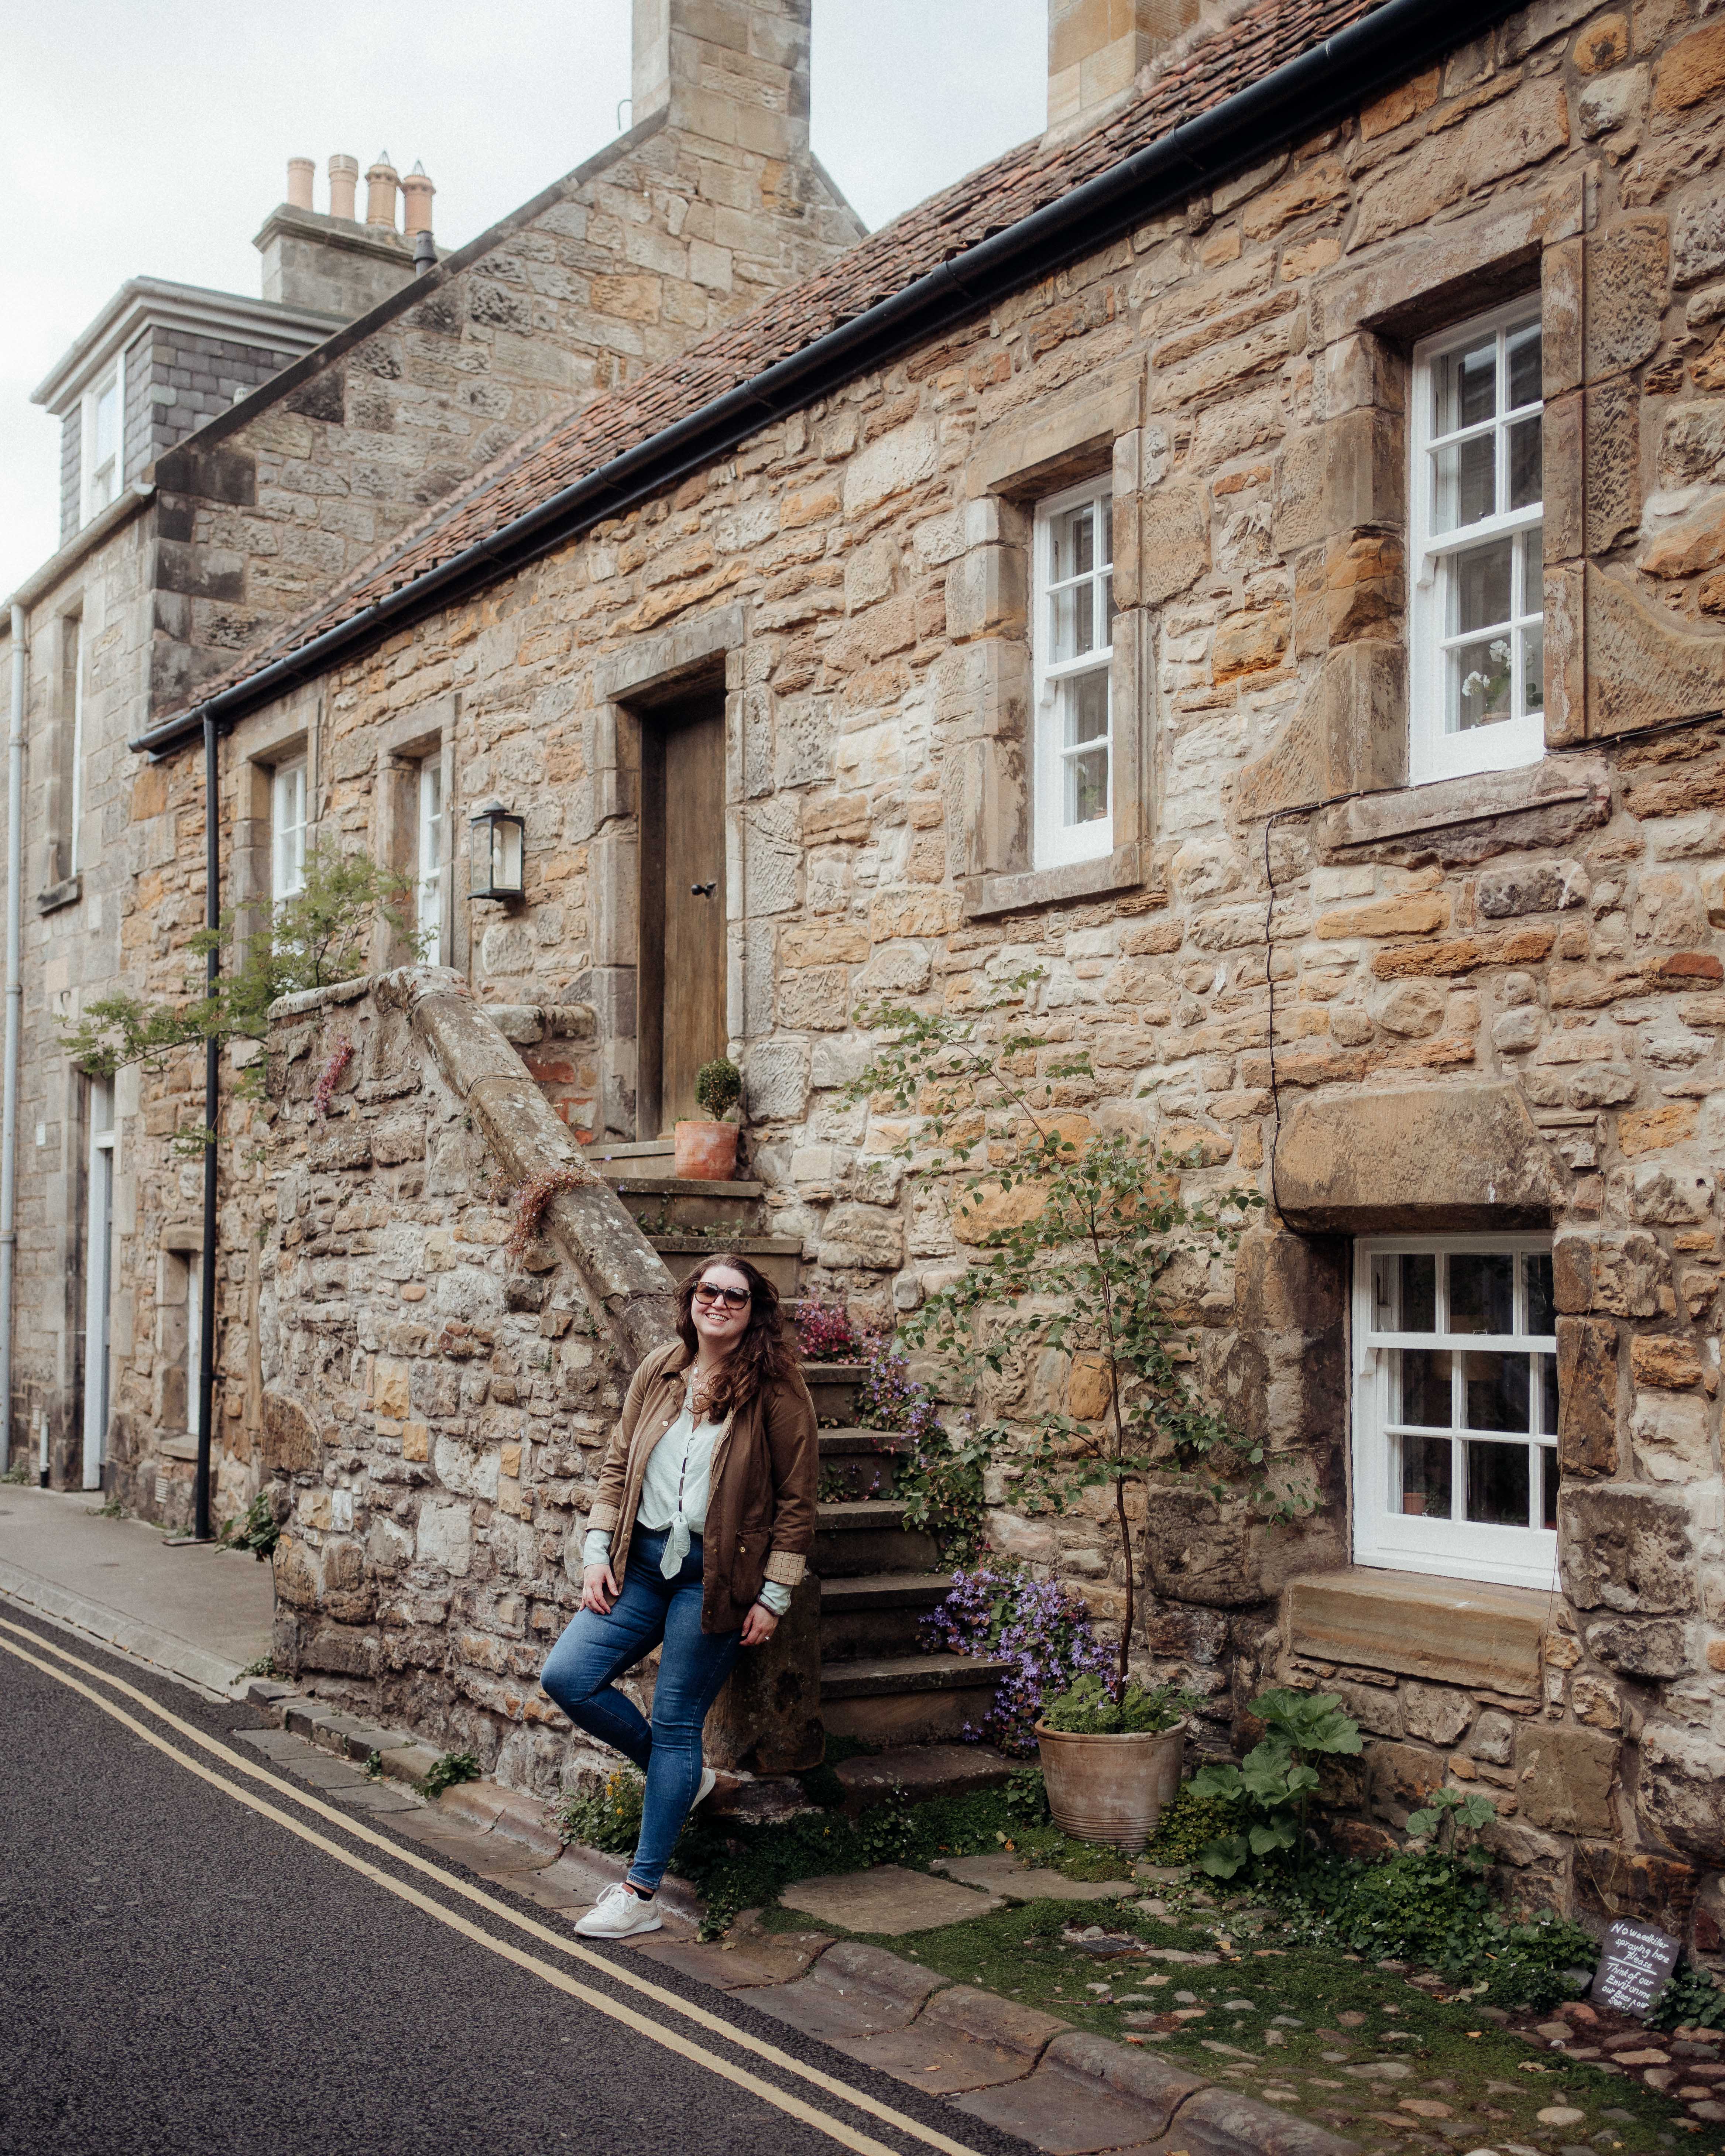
[468,800,525,903]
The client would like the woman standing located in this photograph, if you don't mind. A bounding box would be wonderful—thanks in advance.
[540,1253,816,1938]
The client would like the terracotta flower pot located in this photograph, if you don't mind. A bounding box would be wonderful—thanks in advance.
[1035,1719,1186,1850]
[1402,1492,1426,1516]
[674,1119,738,1180]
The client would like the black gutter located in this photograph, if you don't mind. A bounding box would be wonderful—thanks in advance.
[195,713,219,1541]
[131,0,1520,762]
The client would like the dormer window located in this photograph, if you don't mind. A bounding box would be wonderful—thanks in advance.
[82,364,123,523]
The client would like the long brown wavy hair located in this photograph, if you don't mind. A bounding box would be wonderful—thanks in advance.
[674,1252,796,1418]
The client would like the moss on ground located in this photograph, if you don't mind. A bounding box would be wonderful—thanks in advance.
[759,1892,1713,2156]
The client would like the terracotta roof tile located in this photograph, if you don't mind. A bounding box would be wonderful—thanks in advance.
[175,0,1381,718]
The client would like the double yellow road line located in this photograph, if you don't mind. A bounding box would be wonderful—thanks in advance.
[0,1611,984,2156]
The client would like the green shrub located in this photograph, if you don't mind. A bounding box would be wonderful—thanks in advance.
[1142,1780,1241,1866]
[1652,1960,1725,2031]
[1192,1689,1362,1875]
[1279,1850,1597,2011]
[417,1751,482,1800]
[1041,1672,1196,1735]
[557,1768,645,1854]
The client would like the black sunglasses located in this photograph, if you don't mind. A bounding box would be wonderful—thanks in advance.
[692,1281,751,1310]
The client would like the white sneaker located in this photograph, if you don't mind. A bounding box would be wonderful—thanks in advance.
[695,1766,717,1807]
[574,1881,662,1939]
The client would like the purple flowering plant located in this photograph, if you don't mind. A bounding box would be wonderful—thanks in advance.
[923,1566,1114,1756]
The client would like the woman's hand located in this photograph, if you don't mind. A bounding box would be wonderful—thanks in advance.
[581,1561,619,1615]
[739,1601,780,1648]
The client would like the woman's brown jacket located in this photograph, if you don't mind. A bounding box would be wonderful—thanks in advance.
[586,1340,818,1634]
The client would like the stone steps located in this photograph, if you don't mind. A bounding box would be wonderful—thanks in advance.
[804,1363,1003,1753]
[819,1652,1014,1747]
[651,1234,802,1295]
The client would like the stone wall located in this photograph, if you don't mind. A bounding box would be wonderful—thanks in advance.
[67,0,1725,1936]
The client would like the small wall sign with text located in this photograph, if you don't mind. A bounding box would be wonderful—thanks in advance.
[1590,1919,1681,2019]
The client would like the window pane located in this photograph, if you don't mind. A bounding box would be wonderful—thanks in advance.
[1452,540,1513,635]
[1400,1252,1437,1332]
[1396,1346,1453,1428]
[1467,1440,1530,1526]
[1462,1349,1530,1433]
[1525,1253,1555,1336]
[1400,1433,1453,1518]
[1539,1353,1558,1438]
[1065,745,1108,827]
[1451,1251,1515,1334]
[1453,636,1514,730]
[1508,416,1541,510]
[1433,433,1496,529]
[1521,621,1544,716]
[1066,669,1108,748]
[1054,579,1096,658]
[1507,321,1542,411]
[1435,335,1497,434]
[1542,1446,1558,1531]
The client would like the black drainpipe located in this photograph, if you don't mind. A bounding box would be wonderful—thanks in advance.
[195,711,219,1542]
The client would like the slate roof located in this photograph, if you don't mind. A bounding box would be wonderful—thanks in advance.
[170,0,1382,718]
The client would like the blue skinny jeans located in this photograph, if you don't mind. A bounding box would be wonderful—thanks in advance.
[539,1526,741,1892]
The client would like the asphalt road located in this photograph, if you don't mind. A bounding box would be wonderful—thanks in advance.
[0,1602,1026,2156]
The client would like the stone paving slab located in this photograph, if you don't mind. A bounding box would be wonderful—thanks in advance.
[327,1782,419,1813]
[930,1853,1141,1904]
[952,2028,1207,2154]
[831,1985,1071,2095]
[738,1939,950,2041]
[778,1863,1002,1934]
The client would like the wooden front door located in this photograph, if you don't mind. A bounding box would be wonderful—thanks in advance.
[639,700,726,1136]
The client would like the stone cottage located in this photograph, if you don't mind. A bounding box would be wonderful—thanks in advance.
[14,0,1725,1949]
[0,0,862,1514]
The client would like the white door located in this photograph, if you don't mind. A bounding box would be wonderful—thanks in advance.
[81,1080,114,1490]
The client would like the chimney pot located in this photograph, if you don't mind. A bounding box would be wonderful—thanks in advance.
[365,152,399,229]
[1046,0,1198,134]
[401,163,436,238]
[286,157,315,211]
[328,153,360,221]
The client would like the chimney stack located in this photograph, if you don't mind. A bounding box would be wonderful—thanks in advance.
[365,153,400,229]
[401,162,435,237]
[286,156,315,210]
[1046,0,1199,134]
[328,152,359,220]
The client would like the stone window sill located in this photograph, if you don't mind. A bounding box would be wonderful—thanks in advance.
[1284,1565,1550,1697]
[1315,756,1608,855]
[962,842,1144,920]
[37,874,82,916]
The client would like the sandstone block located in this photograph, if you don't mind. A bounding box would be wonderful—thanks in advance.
[1314,892,1448,939]
[1629,1333,1704,1389]
[1619,1102,1698,1157]
[1273,1081,1555,1232]
[1586,215,1670,378]
[1139,478,1210,603]
[1636,1721,1725,1864]
[1629,1388,1715,1481]
[1585,1615,1691,1678]
[1286,1571,1546,1696]
[1632,1164,1714,1225]
[1401,1682,1475,1747]
[1558,1317,1619,1478]
[1476,859,1589,918]
[1559,1483,1698,1612]
[1653,20,1725,112]
[816,1202,903,1271]
[1514,1723,1619,1833]
[745,1040,810,1122]
[1369,1739,1445,1817]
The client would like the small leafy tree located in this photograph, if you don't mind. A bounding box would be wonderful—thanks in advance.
[847,970,1285,1692]
[59,846,421,1096]
[1191,1687,1363,1875]
[695,1057,743,1121]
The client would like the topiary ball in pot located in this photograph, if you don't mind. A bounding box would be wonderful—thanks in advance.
[676,1057,743,1179]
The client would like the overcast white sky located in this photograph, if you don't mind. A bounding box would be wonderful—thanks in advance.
[1,0,1047,598]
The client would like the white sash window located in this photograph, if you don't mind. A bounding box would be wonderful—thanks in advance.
[1409,299,1546,786]
[1352,1236,1558,1589]
[1033,479,1114,869]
